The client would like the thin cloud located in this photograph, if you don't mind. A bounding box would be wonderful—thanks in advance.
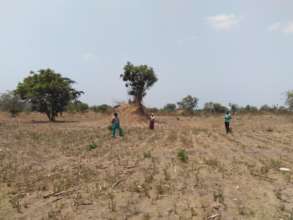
[283,22,293,33]
[268,22,281,32]
[207,14,240,31]
[268,21,293,34]
[176,35,198,46]
[82,53,98,62]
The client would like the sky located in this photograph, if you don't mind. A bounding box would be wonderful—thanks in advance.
[0,0,293,108]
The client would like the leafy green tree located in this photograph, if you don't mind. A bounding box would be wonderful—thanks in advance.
[120,62,158,105]
[0,91,29,117]
[286,91,293,111]
[177,95,198,113]
[163,103,177,112]
[15,69,83,121]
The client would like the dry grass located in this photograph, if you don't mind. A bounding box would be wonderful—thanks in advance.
[1,112,293,219]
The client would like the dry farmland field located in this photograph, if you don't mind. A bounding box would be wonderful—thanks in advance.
[2,111,293,220]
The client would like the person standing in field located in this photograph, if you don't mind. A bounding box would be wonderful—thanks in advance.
[112,112,120,138]
[224,111,232,134]
[149,113,155,130]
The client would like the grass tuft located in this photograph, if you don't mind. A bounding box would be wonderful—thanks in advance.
[177,149,188,163]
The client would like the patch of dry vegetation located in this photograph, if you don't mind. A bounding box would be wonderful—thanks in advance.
[1,112,293,219]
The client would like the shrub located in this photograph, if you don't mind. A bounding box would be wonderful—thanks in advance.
[286,90,293,111]
[91,104,113,114]
[204,102,228,113]
[229,103,240,113]
[240,105,258,113]
[177,149,188,163]
[144,152,152,159]
[146,107,159,113]
[88,143,97,150]
[0,91,29,117]
[67,101,89,113]
[162,103,177,112]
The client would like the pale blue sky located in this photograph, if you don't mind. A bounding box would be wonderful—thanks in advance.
[1,0,293,107]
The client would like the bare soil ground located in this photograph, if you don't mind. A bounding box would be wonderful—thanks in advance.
[1,111,293,220]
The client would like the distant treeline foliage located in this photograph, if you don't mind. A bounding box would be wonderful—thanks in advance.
[0,91,31,117]
[66,101,89,113]
[1,66,292,120]
[90,104,113,114]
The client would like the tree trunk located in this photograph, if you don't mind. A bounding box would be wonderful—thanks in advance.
[46,111,55,122]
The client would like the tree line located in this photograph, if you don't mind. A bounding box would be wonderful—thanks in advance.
[0,63,293,120]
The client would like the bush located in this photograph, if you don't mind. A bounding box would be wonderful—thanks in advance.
[204,102,228,113]
[229,103,240,113]
[88,143,97,150]
[286,90,293,111]
[90,104,113,114]
[278,106,288,113]
[259,105,279,112]
[240,105,258,113]
[162,103,177,113]
[0,91,29,117]
[146,107,160,113]
[177,149,188,163]
[259,105,271,112]
[67,101,89,113]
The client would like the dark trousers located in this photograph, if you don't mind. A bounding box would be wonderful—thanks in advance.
[225,122,230,134]
[149,120,155,129]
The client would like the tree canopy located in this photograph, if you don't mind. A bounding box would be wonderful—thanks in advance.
[15,69,83,121]
[177,95,198,113]
[120,62,158,105]
[204,102,228,113]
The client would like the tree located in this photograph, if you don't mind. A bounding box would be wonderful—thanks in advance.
[177,95,198,113]
[278,106,288,113]
[240,105,258,113]
[204,102,228,113]
[120,62,158,105]
[286,91,293,111]
[229,103,240,113]
[259,105,272,112]
[15,69,83,121]
[162,103,177,112]
[213,103,228,113]
[0,91,29,117]
[203,102,215,113]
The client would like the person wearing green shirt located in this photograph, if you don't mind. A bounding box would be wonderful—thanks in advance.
[112,112,120,138]
[224,111,232,134]
[111,112,124,138]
